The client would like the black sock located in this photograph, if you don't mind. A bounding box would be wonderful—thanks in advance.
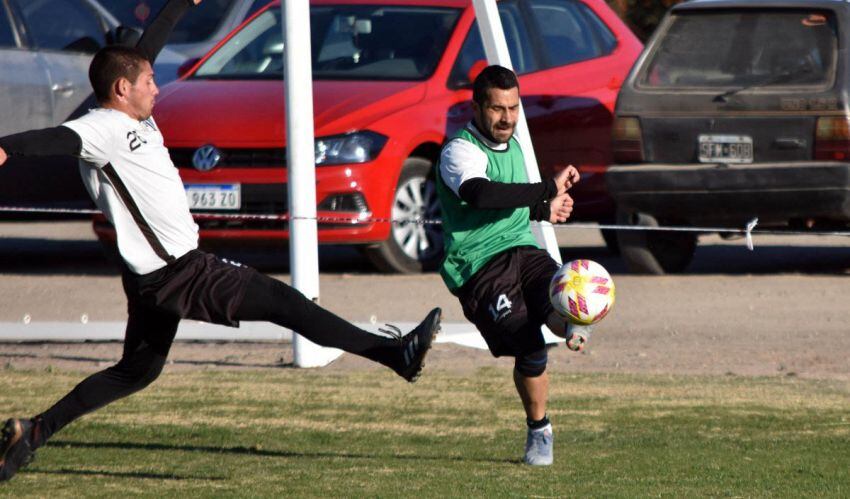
[527,414,550,430]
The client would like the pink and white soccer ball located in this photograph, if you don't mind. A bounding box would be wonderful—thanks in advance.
[549,259,615,325]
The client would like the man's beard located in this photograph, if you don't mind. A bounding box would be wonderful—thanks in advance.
[473,117,512,144]
[491,123,514,143]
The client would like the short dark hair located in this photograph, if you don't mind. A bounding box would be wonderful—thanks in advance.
[472,65,519,106]
[89,46,149,104]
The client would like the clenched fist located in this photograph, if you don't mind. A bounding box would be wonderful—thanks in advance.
[548,192,574,224]
[553,165,580,195]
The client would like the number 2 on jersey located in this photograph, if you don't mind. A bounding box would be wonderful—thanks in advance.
[127,131,148,152]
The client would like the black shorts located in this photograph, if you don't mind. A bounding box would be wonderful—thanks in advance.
[455,246,560,357]
[122,250,257,328]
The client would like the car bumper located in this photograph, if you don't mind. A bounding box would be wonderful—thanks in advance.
[94,163,395,245]
[93,213,379,245]
[191,162,391,244]
[606,162,850,225]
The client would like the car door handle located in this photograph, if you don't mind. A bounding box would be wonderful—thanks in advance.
[773,137,806,149]
[51,82,75,96]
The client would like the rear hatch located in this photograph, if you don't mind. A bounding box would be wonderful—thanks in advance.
[616,5,844,164]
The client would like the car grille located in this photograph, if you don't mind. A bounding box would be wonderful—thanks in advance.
[171,148,286,168]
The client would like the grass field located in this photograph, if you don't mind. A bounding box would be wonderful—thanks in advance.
[1,366,848,497]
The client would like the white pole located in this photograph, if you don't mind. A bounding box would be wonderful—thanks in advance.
[281,0,342,367]
[470,0,561,264]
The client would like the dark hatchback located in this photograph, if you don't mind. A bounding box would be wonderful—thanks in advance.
[606,0,850,273]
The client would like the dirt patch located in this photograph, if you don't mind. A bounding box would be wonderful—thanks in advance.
[2,223,850,383]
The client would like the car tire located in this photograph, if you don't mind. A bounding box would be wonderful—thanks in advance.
[616,210,696,274]
[364,158,443,273]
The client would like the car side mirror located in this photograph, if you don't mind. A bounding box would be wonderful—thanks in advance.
[107,26,143,47]
[177,57,202,78]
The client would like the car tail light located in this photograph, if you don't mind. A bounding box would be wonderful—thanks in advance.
[612,117,644,163]
[814,116,850,160]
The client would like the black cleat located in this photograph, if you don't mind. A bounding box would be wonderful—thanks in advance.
[0,418,36,482]
[380,308,441,382]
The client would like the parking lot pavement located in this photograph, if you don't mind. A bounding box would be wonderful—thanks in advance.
[2,221,850,379]
[2,220,850,323]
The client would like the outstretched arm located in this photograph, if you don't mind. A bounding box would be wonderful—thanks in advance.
[0,127,83,167]
[457,174,577,223]
[441,138,559,210]
[135,0,202,63]
[440,138,580,218]
[458,177,558,209]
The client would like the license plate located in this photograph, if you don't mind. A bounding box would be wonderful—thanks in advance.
[698,134,753,164]
[185,184,241,211]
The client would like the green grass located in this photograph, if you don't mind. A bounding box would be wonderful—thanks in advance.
[1,367,848,497]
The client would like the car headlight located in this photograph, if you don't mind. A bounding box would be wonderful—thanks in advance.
[314,131,387,166]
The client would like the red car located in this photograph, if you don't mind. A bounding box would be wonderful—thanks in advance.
[95,0,641,272]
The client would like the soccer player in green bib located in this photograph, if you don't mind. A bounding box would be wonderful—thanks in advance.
[436,65,587,466]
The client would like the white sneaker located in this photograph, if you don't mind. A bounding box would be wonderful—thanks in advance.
[566,323,592,352]
[523,423,553,466]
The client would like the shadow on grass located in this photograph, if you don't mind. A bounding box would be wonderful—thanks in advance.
[0,352,291,369]
[28,467,225,481]
[49,439,518,465]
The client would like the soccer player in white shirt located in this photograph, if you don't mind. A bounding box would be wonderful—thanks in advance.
[0,0,440,482]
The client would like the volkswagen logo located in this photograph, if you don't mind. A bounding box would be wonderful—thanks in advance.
[192,144,221,171]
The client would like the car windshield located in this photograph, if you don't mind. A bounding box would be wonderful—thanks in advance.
[97,0,238,44]
[193,5,460,80]
[639,10,837,89]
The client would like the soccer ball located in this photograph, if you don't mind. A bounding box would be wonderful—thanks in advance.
[549,259,615,325]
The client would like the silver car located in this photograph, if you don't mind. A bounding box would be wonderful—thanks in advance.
[0,0,181,212]
[96,0,272,80]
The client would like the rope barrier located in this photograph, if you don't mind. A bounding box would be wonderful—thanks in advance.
[4,205,850,251]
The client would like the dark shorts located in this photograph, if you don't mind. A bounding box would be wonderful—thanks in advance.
[455,246,560,357]
[122,250,257,329]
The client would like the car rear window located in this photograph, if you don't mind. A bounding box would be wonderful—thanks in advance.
[194,5,460,81]
[638,10,837,89]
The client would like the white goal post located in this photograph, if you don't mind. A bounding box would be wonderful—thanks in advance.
[281,0,342,368]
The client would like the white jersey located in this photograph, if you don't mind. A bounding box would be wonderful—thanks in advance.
[63,108,198,275]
